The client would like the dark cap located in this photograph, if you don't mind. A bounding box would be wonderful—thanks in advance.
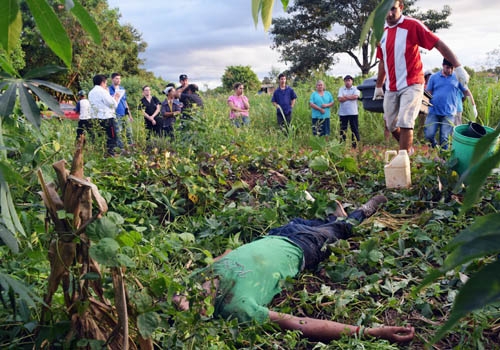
[442,58,454,67]
[78,90,86,96]
[179,74,188,81]
[343,75,353,81]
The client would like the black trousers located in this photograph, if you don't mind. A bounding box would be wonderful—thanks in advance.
[99,119,117,155]
[268,210,365,270]
[339,114,360,148]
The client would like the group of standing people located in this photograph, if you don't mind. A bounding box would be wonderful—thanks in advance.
[373,0,472,155]
[140,74,204,140]
[308,76,361,147]
[76,72,134,156]
[76,73,204,156]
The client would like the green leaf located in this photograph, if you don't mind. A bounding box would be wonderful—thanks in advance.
[0,223,19,254]
[116,253,135,268]
[338,157,358,173]
[458,126,500,212]
[29,79,73,95]
[416,213,500,293]
[0,184,16,234]
[460,148,500,213]
[18,83,41,128]
[280,0,289,11]
[449,212,500,248]
[89,238,120,266]
[137,311,160,338]
[431,259,500,343]
[26,83,64,117]
[87,216,119,240]
[70,0,101,45]
[106,211,125,225]
[5,182,26,237]
[224,180,249,198]
[25,0,72,67]
[251,0,261,28]
[261,0,275,31]
[133,291,153,313]
[150,276,168,297]
[359,0,393,58]
[309,156,329,172]
[0,54,18,77]
[23,65,67,80]
[0,83,17,117]
[0,272,44,308]
[0,0,21,53]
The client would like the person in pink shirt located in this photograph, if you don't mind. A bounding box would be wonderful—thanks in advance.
[374,0,469,155]
[227,82,250,127]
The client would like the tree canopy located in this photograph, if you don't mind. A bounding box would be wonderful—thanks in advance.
[19,0,147,95]
[270,0,451,77]
[221,65,261,92]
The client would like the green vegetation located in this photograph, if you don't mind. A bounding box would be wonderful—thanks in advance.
[1,0,500,348]
[0,74,499,348]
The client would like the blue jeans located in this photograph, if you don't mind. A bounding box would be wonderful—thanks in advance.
[233,116,250,128]
[424,113,454,149]
[268,210,365,270]
[312,118,330,136]
[115,116,134,147]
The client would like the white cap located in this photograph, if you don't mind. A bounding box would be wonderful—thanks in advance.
[163,86,174,95]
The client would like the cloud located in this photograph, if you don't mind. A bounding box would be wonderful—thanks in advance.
[109,0,500,87]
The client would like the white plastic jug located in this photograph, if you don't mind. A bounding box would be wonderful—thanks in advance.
[384,150,411,188]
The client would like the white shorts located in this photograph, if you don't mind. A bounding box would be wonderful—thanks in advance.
[383,84,424,131]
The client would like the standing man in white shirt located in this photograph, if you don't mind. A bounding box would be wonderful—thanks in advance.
[88,74,121,156]
[337,75,361,148]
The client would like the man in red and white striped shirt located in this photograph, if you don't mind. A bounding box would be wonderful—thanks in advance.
[374,0,469,155]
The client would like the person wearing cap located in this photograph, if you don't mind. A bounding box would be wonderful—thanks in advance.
[179,84,204,121]
[160,86,182,139]
[75,90,93,141]
[373,0,470,156]
[424,58,477,149]
[271,73,297,130]
[337,75,361,148]
[309,80,334,138]
[88,74,121,156]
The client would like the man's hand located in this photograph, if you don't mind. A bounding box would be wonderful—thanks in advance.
[367,326,415,343]
[455,66,469,86]
[373,87,384,100]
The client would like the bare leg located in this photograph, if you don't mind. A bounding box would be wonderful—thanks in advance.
[399,128,414,154]
[391,127,400,142]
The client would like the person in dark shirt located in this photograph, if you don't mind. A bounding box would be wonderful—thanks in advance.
[138,85,161,138]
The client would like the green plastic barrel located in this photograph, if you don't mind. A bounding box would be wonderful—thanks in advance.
[451,124,497,175]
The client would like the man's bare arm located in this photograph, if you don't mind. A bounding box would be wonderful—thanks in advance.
[269,311,414,344]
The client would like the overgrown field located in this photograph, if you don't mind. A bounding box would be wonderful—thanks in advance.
[1,75,500,349]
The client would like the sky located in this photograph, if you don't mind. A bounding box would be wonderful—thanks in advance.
[106,0,500,90]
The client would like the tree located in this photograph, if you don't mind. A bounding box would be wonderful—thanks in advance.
[221,65,261,92]
[19,0,147,95]
[269,0,451,77]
